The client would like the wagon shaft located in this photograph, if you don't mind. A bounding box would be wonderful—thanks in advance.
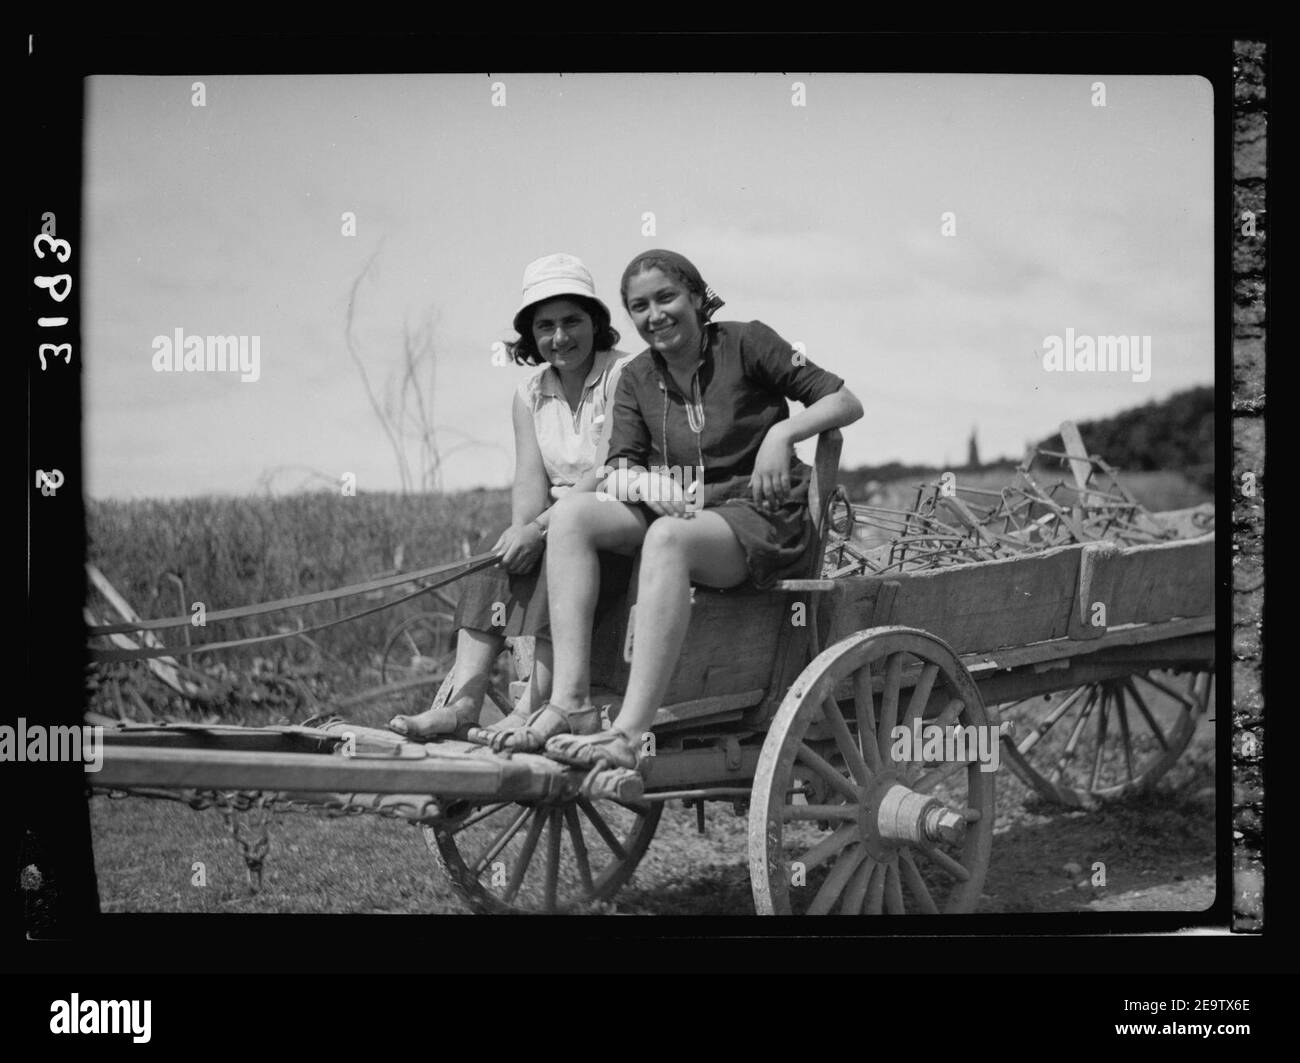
[96,724,579,808]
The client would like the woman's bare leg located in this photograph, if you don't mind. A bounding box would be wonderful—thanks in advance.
[550,513,747,763]
[496,636,553,725]
[541,493,648,711]
[525,637,554,710]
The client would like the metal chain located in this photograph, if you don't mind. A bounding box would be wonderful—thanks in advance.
[93,785,447,826]
[213,790,274,894]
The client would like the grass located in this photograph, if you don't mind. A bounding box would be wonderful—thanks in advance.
[87,489,511,674]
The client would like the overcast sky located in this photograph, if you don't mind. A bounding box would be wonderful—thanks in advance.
[83,72,1213,498]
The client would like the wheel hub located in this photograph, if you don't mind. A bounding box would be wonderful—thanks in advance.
[859,771,966,860]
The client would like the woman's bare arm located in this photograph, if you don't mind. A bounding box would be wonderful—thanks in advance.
[493,392,552,573]
[776,385,864,445]
[751,386,864,506]
[511,391,551,525]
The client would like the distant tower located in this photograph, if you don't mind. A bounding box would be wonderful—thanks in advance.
[967,426,980,468]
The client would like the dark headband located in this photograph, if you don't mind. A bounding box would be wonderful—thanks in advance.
[619,249,725,321]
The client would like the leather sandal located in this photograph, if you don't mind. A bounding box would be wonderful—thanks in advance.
[463,706,532,748]
[473,701,602,754]
[544,728,642,771]
[580,764,647,806]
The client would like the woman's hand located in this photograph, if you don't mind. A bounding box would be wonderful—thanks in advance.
[640,470,696,519]
[750,424,794,509]
[493,521,546,574]
[599,467,695,519]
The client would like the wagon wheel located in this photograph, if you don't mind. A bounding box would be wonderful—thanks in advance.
[750,626,995,915]
[994,668,1213,807]
[381,612,457,715]
[424,795,661,914]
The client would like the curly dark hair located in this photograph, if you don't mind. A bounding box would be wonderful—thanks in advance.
[507,295,621,366]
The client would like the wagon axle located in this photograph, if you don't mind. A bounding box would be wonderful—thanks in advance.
[867,776,968,850]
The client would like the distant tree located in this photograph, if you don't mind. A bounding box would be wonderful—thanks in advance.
[1034,386,1214,490]
[837,386,1214,498]
[344,245,421,492]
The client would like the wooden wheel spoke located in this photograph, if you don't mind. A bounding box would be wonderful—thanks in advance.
[991,697,1038,715]
[1134,672,1197,711]
[563,805,596,899]
[470,805,532,875]
[1089,691,1110,793]
[796,824,857,873]
[877,653,905,759]
[808,844,868,915]
[841,856,876,914]
[899,849,939,913]
[543,810,562,911]
[853,664,882,772]
[915,757,969,793]
[1017,686,1089,755]
[796,743,862,804]
[783,803,858,823]
[578,797,628,861]
[917,843,970,883]
[1048,690,1097,784]
[933,696,965,731]
[502,808,547,902]
[883,862,906,914]
[820,694,872,787]
[863,857,887,914]
[451,802,512,837]
[1115,688,1135,782]
[902,663,940,729]
[1123,679,1169,751]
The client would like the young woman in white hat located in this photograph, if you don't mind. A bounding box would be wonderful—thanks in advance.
[390,253,634,739]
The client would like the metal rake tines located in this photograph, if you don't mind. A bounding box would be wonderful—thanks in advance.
[835,439,1173,576]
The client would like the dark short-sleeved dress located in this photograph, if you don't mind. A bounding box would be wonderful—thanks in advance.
[603,320,845,589]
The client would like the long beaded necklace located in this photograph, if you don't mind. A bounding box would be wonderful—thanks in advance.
[657,326,708,489]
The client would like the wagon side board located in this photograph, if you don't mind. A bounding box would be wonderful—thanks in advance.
[822,536,1215,655]
[590,582,791,722]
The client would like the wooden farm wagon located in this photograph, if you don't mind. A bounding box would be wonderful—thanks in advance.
[93,428,1216,915]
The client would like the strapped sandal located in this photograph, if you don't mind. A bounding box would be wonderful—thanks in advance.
[580,765,647,806]
[463,706,532,749]
[544,728,642,772]
[472,701,602,755]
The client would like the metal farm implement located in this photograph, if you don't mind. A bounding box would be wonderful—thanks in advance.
[89,424,1216,915]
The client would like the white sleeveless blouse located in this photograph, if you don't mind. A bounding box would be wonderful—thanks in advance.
[518,348,635,498]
